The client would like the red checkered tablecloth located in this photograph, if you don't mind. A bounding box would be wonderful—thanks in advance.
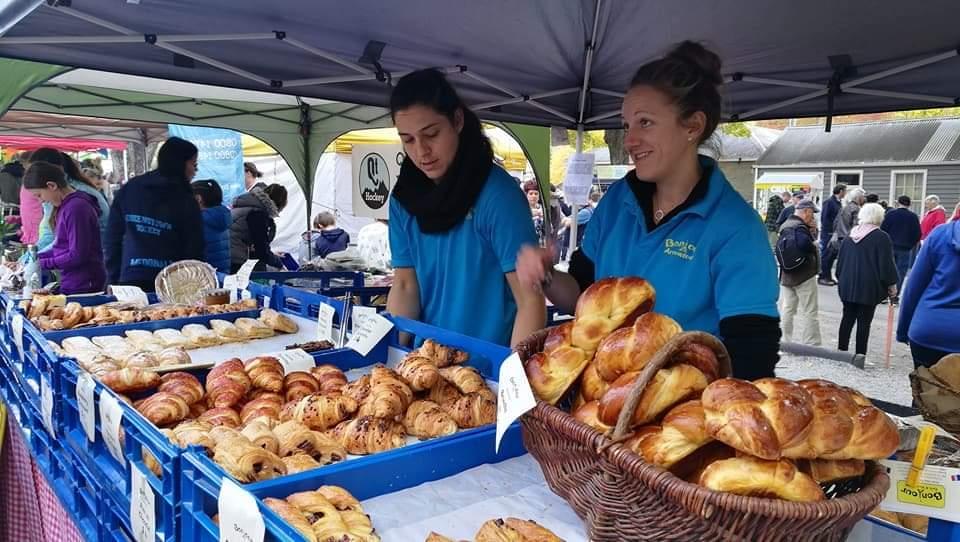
[1,413,83,542]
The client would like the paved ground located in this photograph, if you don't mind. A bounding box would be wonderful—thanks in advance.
[775,283,914,406]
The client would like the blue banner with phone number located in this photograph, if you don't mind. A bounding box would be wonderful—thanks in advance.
[167,124,244,205]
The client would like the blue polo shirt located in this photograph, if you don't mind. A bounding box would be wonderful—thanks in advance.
[581,157,778,335]
[390,165,538,346]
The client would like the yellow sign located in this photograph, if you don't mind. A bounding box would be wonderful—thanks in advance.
[897,480,946,508]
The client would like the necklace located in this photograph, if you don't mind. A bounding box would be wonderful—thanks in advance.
[654,208,665,222]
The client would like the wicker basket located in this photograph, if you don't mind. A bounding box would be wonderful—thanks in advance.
[517,328,891,541]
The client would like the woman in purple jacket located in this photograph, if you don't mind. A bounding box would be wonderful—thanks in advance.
[23,161,106,294]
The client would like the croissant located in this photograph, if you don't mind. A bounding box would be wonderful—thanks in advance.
[415,339,468,368]
[263,498,318,542]
[138,392,190,427]
[285,491,354,542]
[281,453,322,475]
[198,407,241,428]
[426,377,463,408]
[396,355,441,392]
[188,400,209,419]
[171,420,215,454]
[445,392,497,429]
[316,486,376,539]
[241,419,280,454]
[475,518,562,542]
[597,363,712,427]
[246,389,285,404]
[343,374,372,404]
[158,372,204,405]
[240,396,283,425]
[593,312,682,383]
[124,351,160,369]
[274,421,347,465]
[697,456,825,502]
[244,356,284,392]
[213,434,286,483]
[205,359,251,408]
[624,400,712,469]
[101,367,161,393]
[358,367,413,420]
[310,365,348,395]
[281,393,358,431]
[330,416,406,455]
[259,308,299,333]
[284,371,321,403]
[438,366,493,399]
[404,400,458,439]
[571,400,612,433]
[525,277,656,405]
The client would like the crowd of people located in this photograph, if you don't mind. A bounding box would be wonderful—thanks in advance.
[767,179,960,369]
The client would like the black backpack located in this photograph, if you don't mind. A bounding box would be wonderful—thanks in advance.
[776,224,808,271]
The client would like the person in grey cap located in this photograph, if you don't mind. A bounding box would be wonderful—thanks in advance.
[776,198,822,346]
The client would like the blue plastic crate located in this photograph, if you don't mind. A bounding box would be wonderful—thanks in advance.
[277,285,386,329]
[62,447,108,542]
[179,423,525,542]
[4,318,61,438]
[250,271,365,290]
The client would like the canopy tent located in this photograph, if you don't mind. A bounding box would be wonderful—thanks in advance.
[1,0,959,132]
[756,172,824,190]
[0,134,128,152]
[0,111,167,146]
[0,59,551,219]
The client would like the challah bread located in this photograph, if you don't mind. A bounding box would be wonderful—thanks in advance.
[572,400,611,433]
[578,360,608,404]
[702,378,814,460]
[796,458,866,484]
[698,456,826,502]
[625,400,712,469]
[525,277,656,405]
[593,312,682,382]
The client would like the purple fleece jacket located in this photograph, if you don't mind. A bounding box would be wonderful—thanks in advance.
[39,191,107,294]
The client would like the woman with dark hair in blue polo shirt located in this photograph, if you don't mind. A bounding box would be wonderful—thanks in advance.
[386,69,546,347]
[517,41,781,380]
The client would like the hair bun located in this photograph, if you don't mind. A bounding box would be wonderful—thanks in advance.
[667,41,723,87]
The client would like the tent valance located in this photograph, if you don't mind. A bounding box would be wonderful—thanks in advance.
[0,135,128,152]
[756,172,824,190]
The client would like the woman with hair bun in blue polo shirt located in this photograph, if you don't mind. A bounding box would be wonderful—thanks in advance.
[517,41,781,379]
[386,69,546,347]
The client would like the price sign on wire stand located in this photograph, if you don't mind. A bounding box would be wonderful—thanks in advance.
[276,349,316,374]
[110,285,149,307]
[218,478,265,542]
[236,260,259,290]
[346,313,393,356]
[351,306,377,334]
[495,352,537,453]
[131,466,157,542]
[317,303,336,342]
[77,372,97,442]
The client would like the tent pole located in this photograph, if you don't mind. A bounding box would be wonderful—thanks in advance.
[122,147,128,182]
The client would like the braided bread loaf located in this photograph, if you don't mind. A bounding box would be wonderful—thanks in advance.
[525,277,655,404]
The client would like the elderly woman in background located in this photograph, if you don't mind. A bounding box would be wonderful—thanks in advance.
[921,194,947,241]
[836,203,899,363]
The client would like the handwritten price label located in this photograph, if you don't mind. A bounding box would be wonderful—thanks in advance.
[218,478,265,542]
[494,352,536,453]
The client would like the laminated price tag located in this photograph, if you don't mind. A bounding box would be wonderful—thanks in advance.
[110,285,149,307]
[99,392,126,464]
[495,352,537,453]
[263,295,271,309]
[131,466,157,542]
[346,313,393,356]
[351,306,377,334]
[218,478,265,542]
[236,260,259,290]
[277,349,315,374]
[40,375,55,436]
[241,289,252,301]
[11,312,24,361]
[77,372,97,442]
[222,275,240,303]
[317,303,336,342]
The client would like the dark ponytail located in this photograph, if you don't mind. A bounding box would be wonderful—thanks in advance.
[630,41,723,142]
[389,68,493,171]
[28,147,99,190]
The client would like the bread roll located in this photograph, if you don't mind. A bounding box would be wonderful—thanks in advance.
[698,456,825,502]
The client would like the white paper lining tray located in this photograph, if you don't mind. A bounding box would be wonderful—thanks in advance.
[184,314,323,365]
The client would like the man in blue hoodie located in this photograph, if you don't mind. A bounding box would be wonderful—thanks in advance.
[898,219,960,368]
[881,195,922,294]
[192,179,231,273]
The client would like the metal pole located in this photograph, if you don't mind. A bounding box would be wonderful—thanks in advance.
[568,126,585,260]
[122,147,129,182]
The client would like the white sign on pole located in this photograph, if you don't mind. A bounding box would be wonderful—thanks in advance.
[351,306,377,335]
[352,144,403,219]
[317,303,336,342]
[346,313,394,356]
[494,352,537,453]
[563,152,596,206]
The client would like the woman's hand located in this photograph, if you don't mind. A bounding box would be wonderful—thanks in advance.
[516,244,554,290]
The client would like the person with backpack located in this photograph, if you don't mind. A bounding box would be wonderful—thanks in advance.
[776,200,821,346]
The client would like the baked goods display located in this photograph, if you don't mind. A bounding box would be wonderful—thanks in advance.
[911,352,960,434]
[869,508,929,535]
[523,276,899,503]
[126,337,491,483]
[427,518,562,542]
[264,485,380,542]
[55,310,300,379]
[287,340,335,353]
[21,294,259,331]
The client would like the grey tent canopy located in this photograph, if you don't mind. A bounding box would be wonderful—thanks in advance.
[2,0,960,130]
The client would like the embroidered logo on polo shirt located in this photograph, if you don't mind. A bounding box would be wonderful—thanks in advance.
[664,238,696,261]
